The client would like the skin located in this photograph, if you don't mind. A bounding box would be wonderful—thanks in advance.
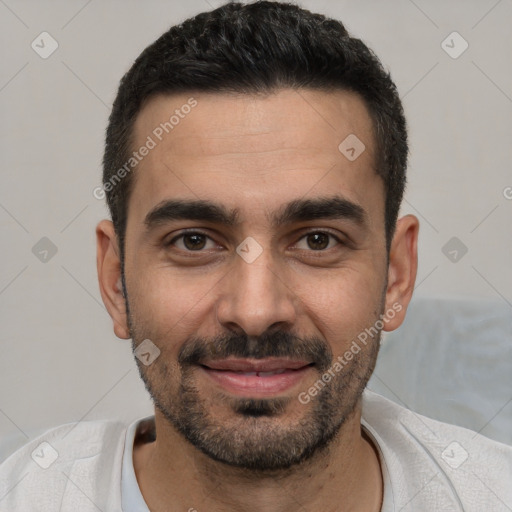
[96,88,419,512]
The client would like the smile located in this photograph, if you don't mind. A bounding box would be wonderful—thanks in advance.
[199,358,314,397]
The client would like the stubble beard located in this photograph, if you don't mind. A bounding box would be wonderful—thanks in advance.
[123,273,383,472]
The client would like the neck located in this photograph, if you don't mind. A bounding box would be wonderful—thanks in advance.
[133,401,383,512]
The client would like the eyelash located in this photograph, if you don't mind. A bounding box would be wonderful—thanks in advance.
[165,229,344,253]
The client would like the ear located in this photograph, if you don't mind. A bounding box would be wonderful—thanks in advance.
[383,214,419,331]
[96,219,130,339]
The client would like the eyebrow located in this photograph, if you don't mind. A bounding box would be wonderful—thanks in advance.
[144,195,367,231]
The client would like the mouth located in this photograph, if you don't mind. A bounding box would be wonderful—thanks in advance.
[199,358,315,397]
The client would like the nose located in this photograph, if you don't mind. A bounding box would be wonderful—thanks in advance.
[215,245,297,337]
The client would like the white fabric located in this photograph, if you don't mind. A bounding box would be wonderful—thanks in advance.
[121,418,151,512]
[1,390,511,511]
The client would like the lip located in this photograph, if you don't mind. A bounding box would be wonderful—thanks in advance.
[199,358,313,397]
[202,358,311,372]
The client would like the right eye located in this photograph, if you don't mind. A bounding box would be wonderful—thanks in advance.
[165,230,222,253]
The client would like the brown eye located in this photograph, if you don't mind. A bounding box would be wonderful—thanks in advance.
[182,233,207,250]
[166,231,216,251]
[306,232,330,250]
[294,231,342,252]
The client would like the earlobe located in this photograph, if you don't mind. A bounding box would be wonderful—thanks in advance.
[383,214,419,332]
[96,220,131,339]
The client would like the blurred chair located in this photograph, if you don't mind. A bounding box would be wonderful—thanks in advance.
[368,295,512,445]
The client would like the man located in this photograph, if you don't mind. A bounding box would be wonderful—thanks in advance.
[1,1,511,511]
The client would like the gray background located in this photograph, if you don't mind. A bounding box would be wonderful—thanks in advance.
[1,0,511,457]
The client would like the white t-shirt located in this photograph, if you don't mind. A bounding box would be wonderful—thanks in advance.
[2,390,512,511]
[121,418,152,512]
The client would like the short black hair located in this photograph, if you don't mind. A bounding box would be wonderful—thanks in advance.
[103,0,407,258]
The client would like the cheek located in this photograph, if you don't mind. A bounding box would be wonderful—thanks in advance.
[126,264,220,345]
[297,267,385,353]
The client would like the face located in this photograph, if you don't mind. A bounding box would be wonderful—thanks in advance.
[100,88,411,471]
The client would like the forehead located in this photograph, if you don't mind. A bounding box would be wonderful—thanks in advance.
[127,88,383,231]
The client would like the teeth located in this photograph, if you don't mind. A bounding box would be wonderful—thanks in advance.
[238,370,287,376]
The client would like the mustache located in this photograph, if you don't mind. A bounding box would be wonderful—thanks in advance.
[178,330,333,371]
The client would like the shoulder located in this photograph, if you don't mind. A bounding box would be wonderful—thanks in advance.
[362,390,512,511]
[0,419,129,511]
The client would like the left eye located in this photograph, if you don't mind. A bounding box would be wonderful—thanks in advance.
[295,232,340,251]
